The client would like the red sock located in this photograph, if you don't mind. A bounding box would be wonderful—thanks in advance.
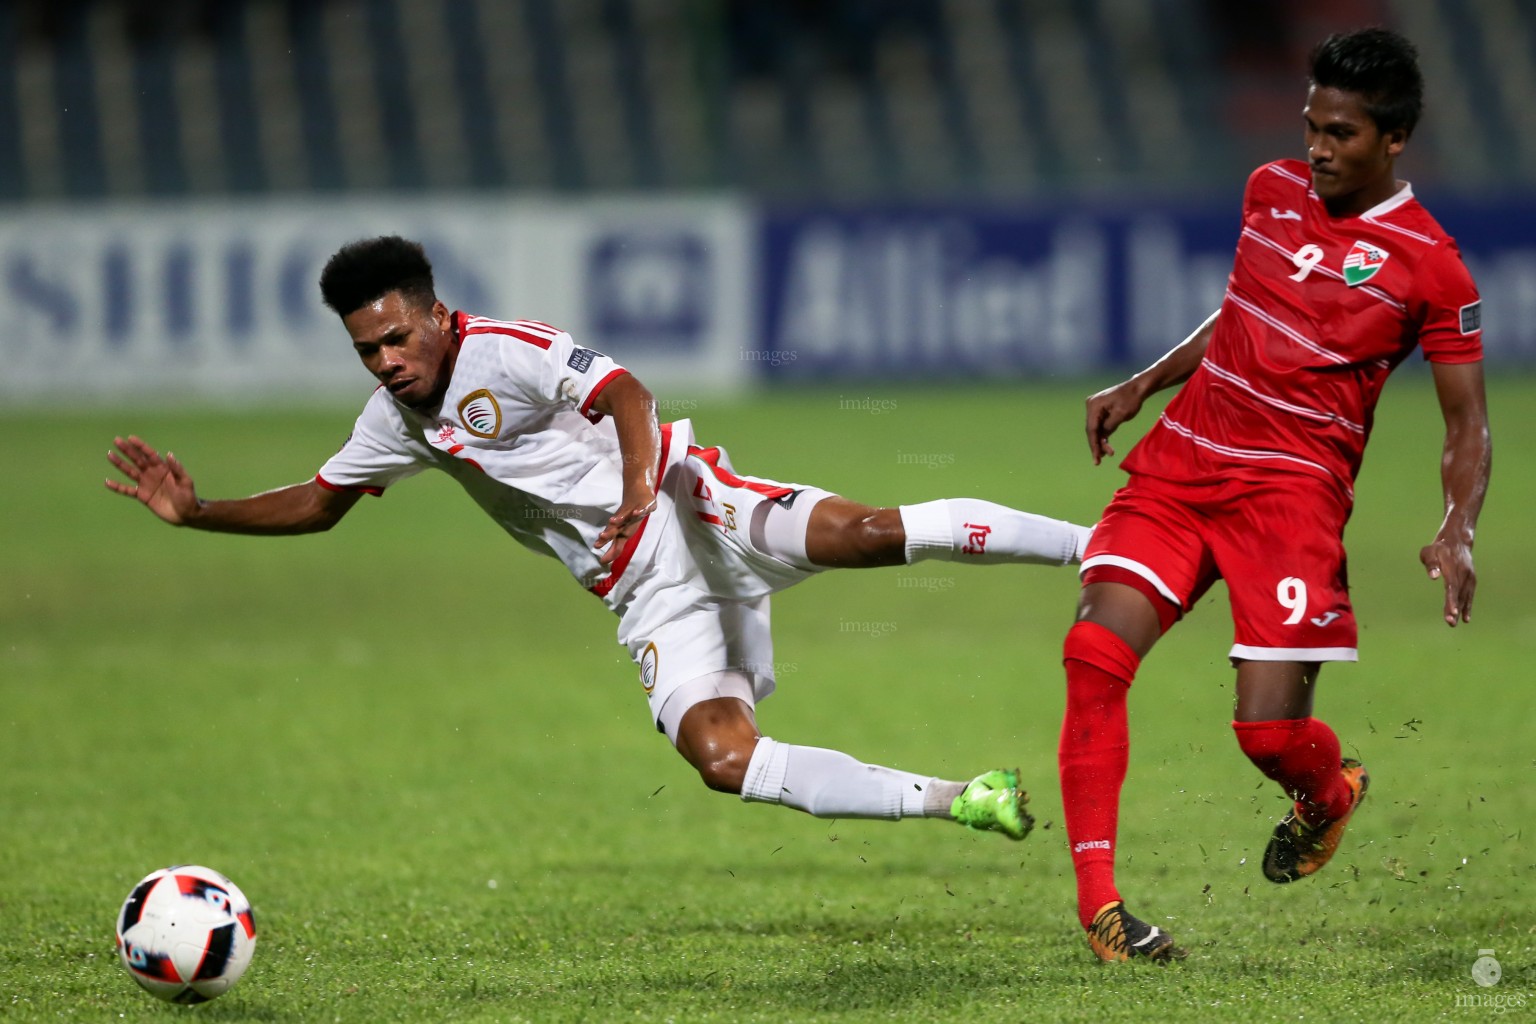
[1232,718,1351,821]
[1059,620,1138,930]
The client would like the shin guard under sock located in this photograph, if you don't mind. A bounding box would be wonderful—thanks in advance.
[1059,620,1138,929]
[1233,718,1351,821]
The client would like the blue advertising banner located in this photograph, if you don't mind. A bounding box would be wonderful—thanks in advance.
[0,196,753,402]
[757,193,1536,378]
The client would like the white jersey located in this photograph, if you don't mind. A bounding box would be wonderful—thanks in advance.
[316,311,667,602]
[318,311,830,727]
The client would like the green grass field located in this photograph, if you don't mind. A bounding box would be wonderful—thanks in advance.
[2,376,1531,1022]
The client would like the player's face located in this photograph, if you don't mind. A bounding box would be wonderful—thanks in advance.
[344,292,457,410]
[1303,85,1406,217]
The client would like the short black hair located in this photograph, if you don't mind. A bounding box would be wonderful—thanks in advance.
[1308,28,1424,138]
[318,235,437,316]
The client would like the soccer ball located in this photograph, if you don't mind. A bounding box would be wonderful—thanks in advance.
[115,865,257,1004]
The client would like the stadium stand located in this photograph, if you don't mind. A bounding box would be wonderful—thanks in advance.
[0,0,1530,201]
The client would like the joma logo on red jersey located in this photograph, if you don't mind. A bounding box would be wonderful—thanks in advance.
[960,522,992,555]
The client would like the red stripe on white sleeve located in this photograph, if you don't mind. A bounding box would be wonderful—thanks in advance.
[466,314,552,332]
[504,327,554,349]
[580,368,629,421]
[514,319,561,338]
[462,323,553,349]
[464,315,523,332]
[315,473,383,497]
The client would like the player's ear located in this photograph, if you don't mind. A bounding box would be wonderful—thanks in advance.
[432,299,452,330]
[1384,127,1408,158]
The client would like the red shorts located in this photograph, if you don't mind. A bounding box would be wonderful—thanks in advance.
[1082,472,1358,663]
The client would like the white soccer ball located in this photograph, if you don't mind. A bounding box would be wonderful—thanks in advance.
[115,865,257,1004]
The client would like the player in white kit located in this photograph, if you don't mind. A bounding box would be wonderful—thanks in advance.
[106,236,1091,841]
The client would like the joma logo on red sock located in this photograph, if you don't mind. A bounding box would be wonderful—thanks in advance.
[961,522,992,555]
[1074,840,1111,853]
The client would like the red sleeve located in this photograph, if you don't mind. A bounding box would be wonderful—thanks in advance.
[1414,242,1483,364]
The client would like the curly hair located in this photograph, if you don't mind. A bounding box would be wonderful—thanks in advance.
[318,236,437,316]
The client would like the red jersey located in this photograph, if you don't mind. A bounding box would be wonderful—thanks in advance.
[1123,159,1483,505]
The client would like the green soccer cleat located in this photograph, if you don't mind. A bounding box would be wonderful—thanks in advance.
[1086,901,1187,963]
[1262,758,1370,884]
[950,768,1034,840]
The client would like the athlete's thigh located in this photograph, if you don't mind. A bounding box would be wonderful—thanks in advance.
[1081,478,1218,612]
[615,583,780,739]
[678,441,834,593]
[1213,479,1357,663]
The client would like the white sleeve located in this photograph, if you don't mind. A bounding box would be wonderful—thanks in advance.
[315,389,427,496]
[502,328,629,424]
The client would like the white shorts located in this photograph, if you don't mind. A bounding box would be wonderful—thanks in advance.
[612,427,834,738]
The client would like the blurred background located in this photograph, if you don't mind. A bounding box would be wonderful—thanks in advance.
[2,0,1534,401]
[7,0,1536,199]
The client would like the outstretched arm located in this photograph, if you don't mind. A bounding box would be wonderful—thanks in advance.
[590,374,661,564]
[105,435,360,534]
[1419,360,1492,626]
[1085,310,1218,465]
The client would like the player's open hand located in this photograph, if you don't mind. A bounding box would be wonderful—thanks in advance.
[1419,535,1476,626]
[597,488,658,566]
[1085,381,1147,465]
[105,436,200,526]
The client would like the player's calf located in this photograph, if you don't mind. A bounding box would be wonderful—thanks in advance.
[800,500,907,568]
[733,736,1032,836]
[899,498,1090,566]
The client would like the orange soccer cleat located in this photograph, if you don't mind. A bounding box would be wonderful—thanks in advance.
[1262,758,1370,884]
[1086,901,1186,962]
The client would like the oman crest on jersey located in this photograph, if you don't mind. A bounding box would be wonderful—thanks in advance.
[1342,241,1389,286]
[457,388,502,438]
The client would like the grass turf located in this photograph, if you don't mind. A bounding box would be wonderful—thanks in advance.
[1,375,1531,1022]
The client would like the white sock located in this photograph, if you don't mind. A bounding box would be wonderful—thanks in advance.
[740,737,956,820]
[899,498,1090,566]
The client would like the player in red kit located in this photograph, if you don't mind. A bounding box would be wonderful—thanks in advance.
[1058,28,1492,960]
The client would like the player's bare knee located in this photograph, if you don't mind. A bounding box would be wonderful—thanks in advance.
[673,695,762,794]
[689,735,755,794]
[838,507,904,566]
[804,498,904,567]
